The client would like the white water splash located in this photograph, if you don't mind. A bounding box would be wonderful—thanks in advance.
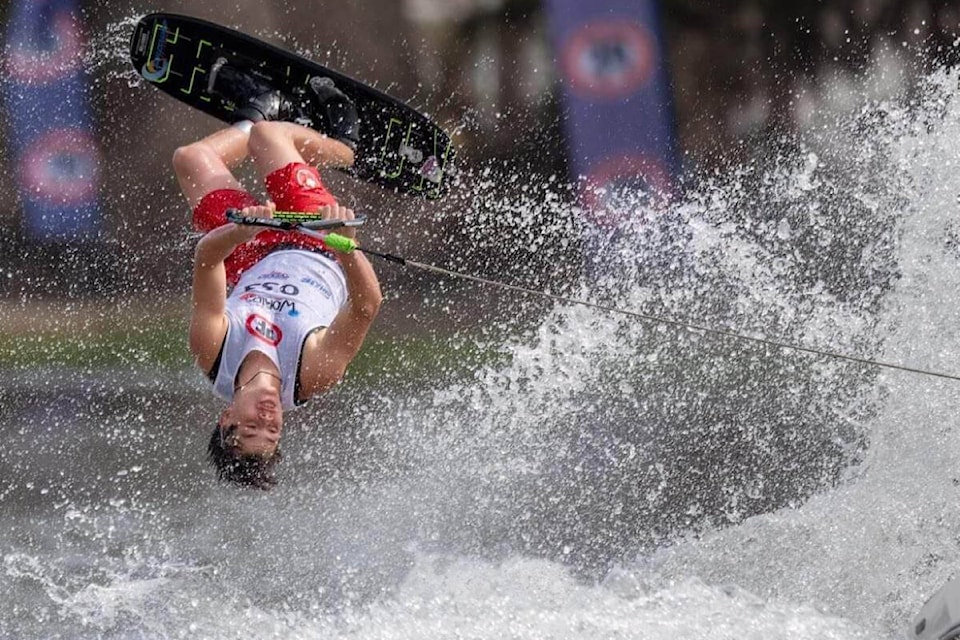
[6,20,960,640]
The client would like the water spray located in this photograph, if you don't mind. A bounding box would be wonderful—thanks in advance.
[225,209,960,383]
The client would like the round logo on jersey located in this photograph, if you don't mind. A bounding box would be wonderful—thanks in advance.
[245,313,283,347]
[561,19,656,100]
[582,154,672,227]
[19,128,100,205]
[295,167,319,190]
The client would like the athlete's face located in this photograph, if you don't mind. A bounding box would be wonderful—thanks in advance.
[221,385,284,456]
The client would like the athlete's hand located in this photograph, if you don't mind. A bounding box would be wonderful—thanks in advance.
[317,204,359,240]
[232,201,276,242]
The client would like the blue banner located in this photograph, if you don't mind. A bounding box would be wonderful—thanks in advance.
[3,0,102,243]
[545,0,679,231]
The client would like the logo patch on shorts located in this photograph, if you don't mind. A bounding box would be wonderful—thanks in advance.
[295,167,319,190]
[245,313,283,346]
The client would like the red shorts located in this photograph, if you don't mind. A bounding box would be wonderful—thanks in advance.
[192,163,338,284]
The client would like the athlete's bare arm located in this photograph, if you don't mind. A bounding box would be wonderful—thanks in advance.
[297,204,382,399]
[188,203,274,371]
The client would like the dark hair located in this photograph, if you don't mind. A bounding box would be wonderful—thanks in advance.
[207,424,283,490]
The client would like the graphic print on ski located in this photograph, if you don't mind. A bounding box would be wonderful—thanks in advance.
[130,12,454,199]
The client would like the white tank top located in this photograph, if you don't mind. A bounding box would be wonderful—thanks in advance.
[211,249,347,409]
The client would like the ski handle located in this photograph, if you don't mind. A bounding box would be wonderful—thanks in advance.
[224,208,367,231]
[224,207,366,255]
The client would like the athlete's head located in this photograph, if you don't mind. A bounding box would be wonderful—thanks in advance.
[206,377,285,489]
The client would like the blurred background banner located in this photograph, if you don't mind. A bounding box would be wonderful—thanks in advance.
[3,0,103,243]
[545,0,679,230]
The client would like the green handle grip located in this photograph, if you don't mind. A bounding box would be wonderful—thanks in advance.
[324,232,358,253]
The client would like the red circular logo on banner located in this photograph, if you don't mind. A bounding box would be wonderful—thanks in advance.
[6,13,83,84]
[19,128,100,205]
[561,20,656,100]
[582,154,673,227]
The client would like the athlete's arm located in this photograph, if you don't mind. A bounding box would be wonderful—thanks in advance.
[188,203,272,369]
[298,207,382,398]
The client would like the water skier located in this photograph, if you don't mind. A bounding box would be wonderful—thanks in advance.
[173,61,382,489]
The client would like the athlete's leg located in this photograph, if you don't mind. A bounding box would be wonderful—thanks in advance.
[172,123,252,210]
[247,121,354,179]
